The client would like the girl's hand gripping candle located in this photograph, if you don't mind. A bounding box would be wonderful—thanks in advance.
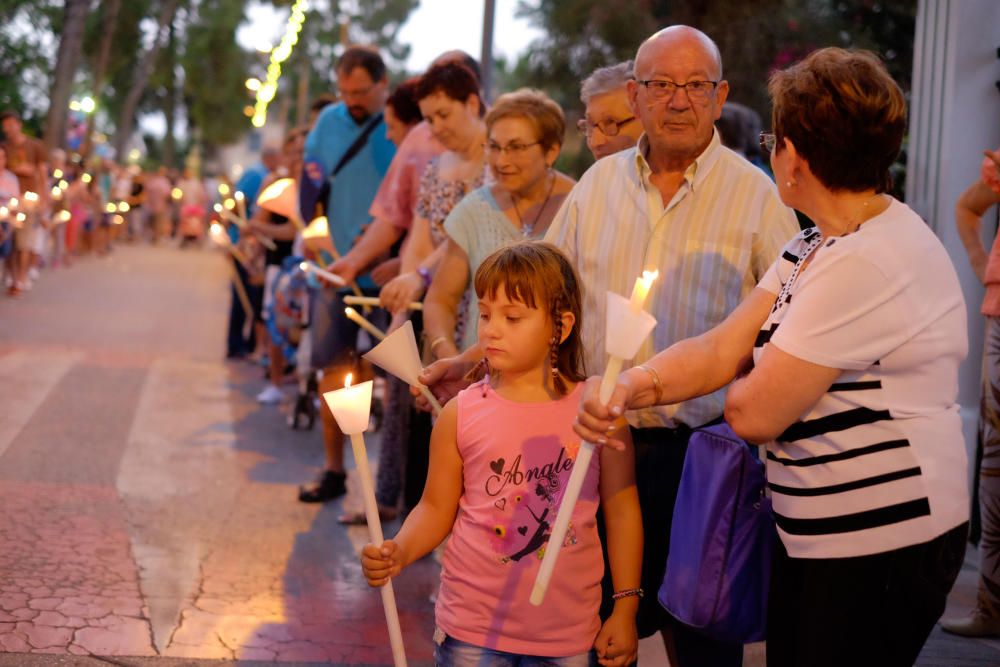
[324,375,407,667]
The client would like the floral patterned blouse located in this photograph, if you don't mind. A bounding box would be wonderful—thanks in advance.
[414,156,488,348]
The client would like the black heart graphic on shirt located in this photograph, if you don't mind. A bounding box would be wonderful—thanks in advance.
[517,526,528,536]
[489,458,505,474]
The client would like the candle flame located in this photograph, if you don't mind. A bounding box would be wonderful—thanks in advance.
[213,203,223,213]
[234,191,245,201]
[24,191,38,202]
[302,216,329,240]
[105,202,117,213]
[53,169,63,179]
[171,187,182,200]
[57,210,71,223]
[345,373,353,388]
[344,307,357,317]
[641,270,658,288]
[218,183,231,195]
[118,201,130,213]
[81,173,92,184]
[224,199,236,211]
[299,261,310,272]
[210,223,225,237]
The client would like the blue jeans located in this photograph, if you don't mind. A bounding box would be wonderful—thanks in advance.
[434,634,598,667]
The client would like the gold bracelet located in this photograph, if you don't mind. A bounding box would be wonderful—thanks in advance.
[637,364,664,405]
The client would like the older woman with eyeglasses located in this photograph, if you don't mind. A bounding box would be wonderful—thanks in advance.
[422,88,576,358]
[576,47,969,667]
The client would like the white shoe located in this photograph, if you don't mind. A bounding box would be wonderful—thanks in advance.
[256,384,285,404]
[27,267,39,281]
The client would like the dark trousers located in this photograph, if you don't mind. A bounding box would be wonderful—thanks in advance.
[226,259,258,358]
[767,522,967,667]
[598,425,743,667]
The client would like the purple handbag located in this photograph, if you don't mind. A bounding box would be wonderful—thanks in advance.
[658,422,773,643]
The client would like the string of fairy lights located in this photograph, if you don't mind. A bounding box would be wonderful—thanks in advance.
[249,0,308,128]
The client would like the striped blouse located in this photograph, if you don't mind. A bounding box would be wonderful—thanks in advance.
[755,199,969,558]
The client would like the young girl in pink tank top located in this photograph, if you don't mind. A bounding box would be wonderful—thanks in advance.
[362,241,642,667]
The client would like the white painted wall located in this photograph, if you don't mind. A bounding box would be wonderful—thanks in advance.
[907,0,1000,460]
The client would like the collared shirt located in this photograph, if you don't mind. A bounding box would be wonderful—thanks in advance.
[305,102,396,289]
[369,121,444,230]
[545,129,799,428]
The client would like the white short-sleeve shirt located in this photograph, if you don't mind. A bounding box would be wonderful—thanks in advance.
[755,198,969,558]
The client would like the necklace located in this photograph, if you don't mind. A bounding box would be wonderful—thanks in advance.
[511,172,556,238]
[838,193,884,236]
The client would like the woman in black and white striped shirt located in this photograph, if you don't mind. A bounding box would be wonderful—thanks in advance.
[575,47,969,667]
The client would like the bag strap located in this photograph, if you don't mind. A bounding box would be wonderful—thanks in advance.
[329,113,383,179]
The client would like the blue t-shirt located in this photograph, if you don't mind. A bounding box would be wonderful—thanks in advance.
[304,103,395,289]
[235,162,269,217]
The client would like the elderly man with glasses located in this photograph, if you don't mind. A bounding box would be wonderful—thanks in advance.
[578,61,644,160]
[545,25,799,666]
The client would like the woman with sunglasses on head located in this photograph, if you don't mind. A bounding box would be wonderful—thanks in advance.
[423,88,576,359]
[577,47,969,667]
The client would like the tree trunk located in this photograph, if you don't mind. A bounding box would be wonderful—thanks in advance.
[44,0,91,152]
[81,0,121,159]
[163,16,177,169]
[112,0,180,160]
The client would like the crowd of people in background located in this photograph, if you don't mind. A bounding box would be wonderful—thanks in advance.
[0,107,265,299]
[6,22,1000,667]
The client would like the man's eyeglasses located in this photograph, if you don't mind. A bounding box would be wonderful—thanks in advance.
[637,79,719,102]
[759,132,777,154]
[577,116,637,138]
[485,141,540,157]
[340,84,375,99]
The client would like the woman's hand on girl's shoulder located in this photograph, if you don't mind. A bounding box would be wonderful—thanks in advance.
[360,539,405,587]
[594,608,638,667]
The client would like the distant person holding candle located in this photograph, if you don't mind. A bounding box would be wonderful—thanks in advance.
[421,26,797,666]
[575,47,970,667]
[251,127,309,404]
[0,145,18,294]
[361,242,642,667]
[1,110,46,296]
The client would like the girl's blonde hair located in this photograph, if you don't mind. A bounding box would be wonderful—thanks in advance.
[473,241,585,394]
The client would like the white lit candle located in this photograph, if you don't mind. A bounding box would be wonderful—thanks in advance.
[344,307,387,341]
[344,295,422,311]
[322,375,408,667]
[628,269,658,313]
[233,191,247,221]
[531,269,659,606]
[299,260,346,287]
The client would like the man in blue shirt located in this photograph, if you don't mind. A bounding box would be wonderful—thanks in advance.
[299,46,396,503]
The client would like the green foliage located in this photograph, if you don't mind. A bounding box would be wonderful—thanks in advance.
[181,0,253,147]
[515,0,918,178]
[0,0,62,130]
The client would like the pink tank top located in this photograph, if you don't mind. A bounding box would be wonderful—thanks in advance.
[435,381,603,657]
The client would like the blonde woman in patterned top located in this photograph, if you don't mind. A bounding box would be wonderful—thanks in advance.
[423,89,576,357]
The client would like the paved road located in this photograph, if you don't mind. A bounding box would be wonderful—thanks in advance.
[0,243,998,666]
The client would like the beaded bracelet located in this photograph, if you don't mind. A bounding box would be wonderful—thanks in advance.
[636,364,664,404]
[612,588,644,601]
